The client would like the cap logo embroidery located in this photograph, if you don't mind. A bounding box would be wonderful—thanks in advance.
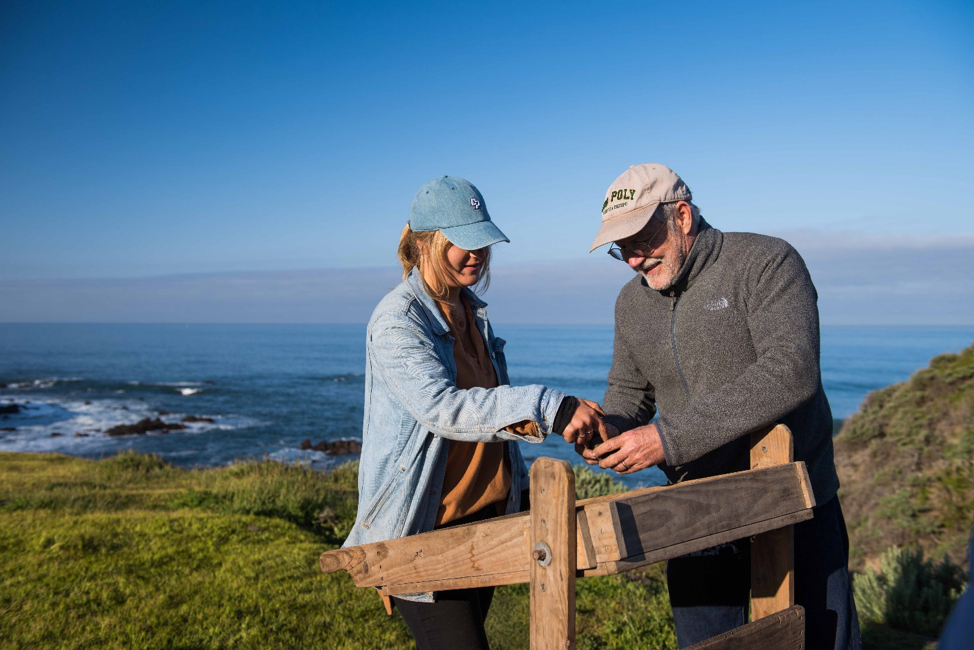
[470,198,481,210]
[705,297,729,312]
[610,189,636,202]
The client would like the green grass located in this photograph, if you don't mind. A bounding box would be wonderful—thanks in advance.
[2,450,950,649]
[0,452,676,649]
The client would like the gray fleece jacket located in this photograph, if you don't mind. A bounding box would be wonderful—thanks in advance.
[603,219,839,505]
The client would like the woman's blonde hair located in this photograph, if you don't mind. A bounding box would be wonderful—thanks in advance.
[397,225,491,302]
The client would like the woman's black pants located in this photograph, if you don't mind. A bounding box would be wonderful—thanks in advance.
[390,498,524,650]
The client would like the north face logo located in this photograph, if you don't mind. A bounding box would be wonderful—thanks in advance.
[705,298,729,311]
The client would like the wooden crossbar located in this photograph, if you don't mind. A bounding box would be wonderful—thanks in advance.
[686,605,806,650]
[320,462,813,596]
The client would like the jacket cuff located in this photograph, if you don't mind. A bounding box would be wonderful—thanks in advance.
[552,396,578,436]
[540,390,567,437]
[602,414,630,434]
[655,419,673,465]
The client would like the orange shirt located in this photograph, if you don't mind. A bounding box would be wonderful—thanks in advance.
[435,297,511,526]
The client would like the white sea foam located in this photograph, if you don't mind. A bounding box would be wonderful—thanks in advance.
[6,377,83,389]
[268,447,335,469]
[0,394,250,455]
[178,388,201,396]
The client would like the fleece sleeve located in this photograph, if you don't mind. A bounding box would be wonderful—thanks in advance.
[602,302,658,433]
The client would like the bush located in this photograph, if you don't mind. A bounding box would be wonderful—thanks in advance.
[97,449,171,478]
[854,546,968,637]
[573,465,627,500]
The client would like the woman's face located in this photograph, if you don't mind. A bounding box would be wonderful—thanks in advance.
[443,244,486,289]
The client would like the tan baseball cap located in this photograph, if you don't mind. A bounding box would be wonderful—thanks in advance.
[589,164,692,252]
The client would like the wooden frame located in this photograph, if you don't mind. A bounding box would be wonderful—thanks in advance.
[321,424,811,649]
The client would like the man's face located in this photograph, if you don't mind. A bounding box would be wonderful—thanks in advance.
[616,214,687,291]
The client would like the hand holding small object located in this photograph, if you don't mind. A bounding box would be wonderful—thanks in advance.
[575,421,619,464]
[584,423,665,475]
[561,399,608,446]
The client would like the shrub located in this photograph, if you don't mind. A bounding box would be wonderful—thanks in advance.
[574,465,627,500]
[854,546,968,637]
[96,449,171,479]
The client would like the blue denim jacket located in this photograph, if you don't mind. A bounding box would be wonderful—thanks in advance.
[344,269,565,596]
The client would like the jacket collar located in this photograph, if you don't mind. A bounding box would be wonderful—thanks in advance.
[405,267,488,336]
[652,217,722,296]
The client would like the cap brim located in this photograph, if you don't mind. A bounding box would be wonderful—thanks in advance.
[439,220,510,250]
[588,203,659,252]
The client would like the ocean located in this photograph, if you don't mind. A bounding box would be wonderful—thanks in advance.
[1,324,972,489]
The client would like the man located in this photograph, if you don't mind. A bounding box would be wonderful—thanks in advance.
[580,164,861,650]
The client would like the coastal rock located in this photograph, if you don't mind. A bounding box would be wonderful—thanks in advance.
[1,427,15,432]
[181,415,214,423]
[299,439,312,450]
[311,440,363,455]
[51,432,64,437]
[0,404,23,415]
[105,418,187,436]
[74,432,88,437]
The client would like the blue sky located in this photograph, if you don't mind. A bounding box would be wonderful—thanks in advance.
[1,1,972,323]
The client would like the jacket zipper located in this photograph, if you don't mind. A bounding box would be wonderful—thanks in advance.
[670,291,691,407]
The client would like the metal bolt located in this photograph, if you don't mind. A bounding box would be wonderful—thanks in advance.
[540,583,546,592]
[533,549,547,562]
[761,445,768,453]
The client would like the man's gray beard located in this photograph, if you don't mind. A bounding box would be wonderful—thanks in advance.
[639,251,684,290]
[638,219,687,290]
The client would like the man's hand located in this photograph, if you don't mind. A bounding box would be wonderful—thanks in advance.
[561,399,609,446]
[583,423,665,475]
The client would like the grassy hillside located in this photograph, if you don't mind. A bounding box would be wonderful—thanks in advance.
[834,341,974,571]
[0,452,674,650]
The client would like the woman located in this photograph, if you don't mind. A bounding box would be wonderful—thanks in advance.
[343,175,605,649]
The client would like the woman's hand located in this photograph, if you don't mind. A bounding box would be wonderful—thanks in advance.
[575,421,620,463]
[561,399,609,446]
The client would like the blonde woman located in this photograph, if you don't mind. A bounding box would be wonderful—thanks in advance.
[343,176,605,649]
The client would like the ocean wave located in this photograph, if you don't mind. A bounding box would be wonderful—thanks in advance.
[178,388,202,396]
[4,377,83,389]
[267,447,339,469]
[0,394,255,455]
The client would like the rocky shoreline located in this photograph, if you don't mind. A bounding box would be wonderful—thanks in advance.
[2,399,363,457]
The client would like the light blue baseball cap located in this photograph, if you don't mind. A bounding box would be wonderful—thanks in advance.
[409,176,510,251]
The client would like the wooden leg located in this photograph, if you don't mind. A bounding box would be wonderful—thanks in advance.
[530,458,576,650]
[377,590,394,616]
[750,425,795,619]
